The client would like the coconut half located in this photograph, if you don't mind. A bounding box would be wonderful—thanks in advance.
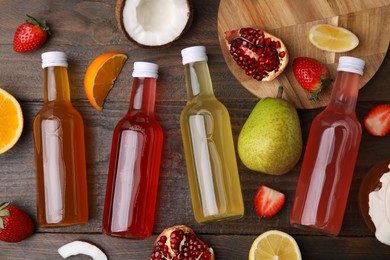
[116,0,193,47]
[58,241,108,260]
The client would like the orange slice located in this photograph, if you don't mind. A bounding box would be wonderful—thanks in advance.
[249,230,301,260]
[0,88,23,154]
[84,52,128,111]
[309,24,359,52]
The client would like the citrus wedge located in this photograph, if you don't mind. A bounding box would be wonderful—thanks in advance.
[309,24,359,52]
[0,88,23,154]
[249,230,301,260]
[84,52,128,111]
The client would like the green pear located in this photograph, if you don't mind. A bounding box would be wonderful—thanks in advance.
[238,87,302,175]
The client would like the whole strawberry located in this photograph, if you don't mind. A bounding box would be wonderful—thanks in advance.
[293,57,331,101]
[13,15,50,52]
[0,202,34,243]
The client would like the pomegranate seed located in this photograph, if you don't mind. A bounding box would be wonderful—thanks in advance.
[279,51,285,58]
[259,38,265,45]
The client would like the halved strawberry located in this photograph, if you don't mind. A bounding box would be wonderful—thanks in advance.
[364,104,390,136]
[254,185,285,218]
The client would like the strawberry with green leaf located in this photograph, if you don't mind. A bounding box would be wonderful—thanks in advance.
[0,202,34,243]
[13,15,50,52]
[293,57,331,101]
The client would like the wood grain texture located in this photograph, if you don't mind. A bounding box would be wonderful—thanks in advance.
[0,0,390,259]
[1,233,390,260]
[218,0,390,108]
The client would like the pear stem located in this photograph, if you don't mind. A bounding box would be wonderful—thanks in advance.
[277,86,283,99]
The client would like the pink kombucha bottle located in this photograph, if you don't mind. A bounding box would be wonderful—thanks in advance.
[290,57,365,236]
[102,62,163,238]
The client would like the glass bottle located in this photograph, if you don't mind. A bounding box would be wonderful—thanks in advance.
[290,56,365,235]
[33,51,88,227]
[102,62,163,238]
[180,46,244,223]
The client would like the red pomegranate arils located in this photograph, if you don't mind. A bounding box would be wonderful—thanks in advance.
[150,225,214,260]
[225,27,289,82]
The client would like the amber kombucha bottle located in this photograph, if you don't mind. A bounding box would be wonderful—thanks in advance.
[33,51,88,227]
[102,62,163,238]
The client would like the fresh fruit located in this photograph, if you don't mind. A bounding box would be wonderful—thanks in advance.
[293,57,331,101]
[249,230,302,260]
[13,15,50,52]
[0,202,34,243]
[358,158,390,233]
[150,225,214,260]
[367,163,390,246]
[254,186,285,218]
[58,241,108,260]
[364,104,390,136]
[238,87,302,175]
[117,0,193,47]
[0,88,23,154]
[309,24,359,53]
[225,27,288,81]
[84,52,128,111]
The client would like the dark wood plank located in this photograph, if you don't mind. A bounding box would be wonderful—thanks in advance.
[1,101,389,236]
[1,233,390,260]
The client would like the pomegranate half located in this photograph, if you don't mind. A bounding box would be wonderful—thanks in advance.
[225,27,289,81]
[150,225,214,260]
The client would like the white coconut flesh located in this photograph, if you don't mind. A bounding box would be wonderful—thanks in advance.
[58,241,108,260]
[122,0,190,46]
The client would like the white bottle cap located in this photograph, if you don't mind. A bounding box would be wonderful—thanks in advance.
[181,46,208,65]
[41,51,68,68]
[132,62,159,78]
[337,56,365,76]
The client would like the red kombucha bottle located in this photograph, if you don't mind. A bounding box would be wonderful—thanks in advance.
[102,62,163,238]
[290,56,365,236]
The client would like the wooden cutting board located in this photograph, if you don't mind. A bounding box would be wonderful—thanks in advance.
[217,0,390,109]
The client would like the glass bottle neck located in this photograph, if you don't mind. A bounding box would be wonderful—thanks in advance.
[43,66,71,103]
[184,60,215,100]
[128,77,157,114]
[327,71,361,114]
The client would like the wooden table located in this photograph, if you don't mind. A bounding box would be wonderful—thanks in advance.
[1,0,389,259]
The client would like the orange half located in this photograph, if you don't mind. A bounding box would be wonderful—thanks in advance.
[84,52,128,111]
[0,88,23,154]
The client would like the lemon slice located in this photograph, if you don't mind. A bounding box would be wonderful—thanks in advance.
[0,88,23,154]
[309,24,359,52]
[249,230,302,260]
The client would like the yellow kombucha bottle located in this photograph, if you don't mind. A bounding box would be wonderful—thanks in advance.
[180,46,244,223]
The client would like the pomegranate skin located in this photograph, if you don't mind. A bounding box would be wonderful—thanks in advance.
[150,225,215,260]
[225,27,289,82]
